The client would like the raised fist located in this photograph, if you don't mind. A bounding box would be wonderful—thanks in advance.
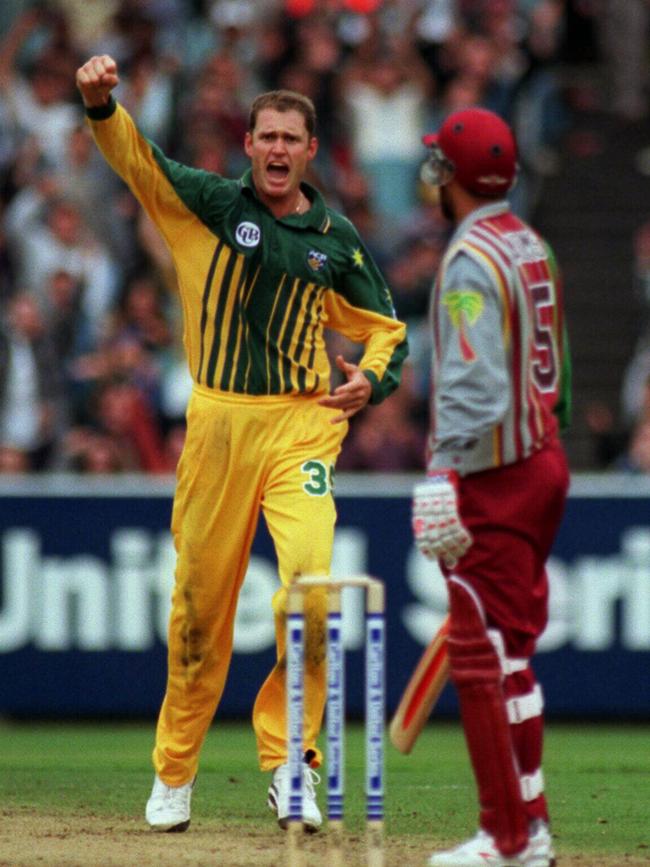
[75,55,119,108]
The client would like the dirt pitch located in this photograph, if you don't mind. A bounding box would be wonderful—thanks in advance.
[1,814,649,867]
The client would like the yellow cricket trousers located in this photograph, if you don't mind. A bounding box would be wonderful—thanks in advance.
[153,385,347,784]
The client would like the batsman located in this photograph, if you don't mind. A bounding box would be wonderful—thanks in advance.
[412,107,570,867]
[75,55,407,833]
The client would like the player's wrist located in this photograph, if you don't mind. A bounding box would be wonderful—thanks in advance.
[424,468,458,487]
[85,95,117,120]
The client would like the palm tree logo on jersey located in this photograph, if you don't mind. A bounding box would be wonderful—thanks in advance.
[442,290,484,363]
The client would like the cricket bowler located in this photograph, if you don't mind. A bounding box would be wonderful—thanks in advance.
[76,53,407,835]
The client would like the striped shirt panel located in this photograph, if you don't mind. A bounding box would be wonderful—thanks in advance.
[472,215,562,443]
[466,222,540,462]
[195,249,328,395]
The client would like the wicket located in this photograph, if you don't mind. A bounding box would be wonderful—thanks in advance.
[286,574,386,866]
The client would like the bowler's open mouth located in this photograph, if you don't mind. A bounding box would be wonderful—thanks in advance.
[267,162,289,179]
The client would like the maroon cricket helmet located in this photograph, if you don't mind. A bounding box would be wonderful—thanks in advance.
[421,107,517,197]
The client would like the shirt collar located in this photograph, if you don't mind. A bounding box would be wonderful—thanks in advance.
[240,168,330,233]
[450,199,511,246]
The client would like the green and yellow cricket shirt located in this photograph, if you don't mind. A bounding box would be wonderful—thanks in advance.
[86,98,408,402]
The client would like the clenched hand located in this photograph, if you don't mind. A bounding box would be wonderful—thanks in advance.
[76,55,119,108]
[318,354,372,424]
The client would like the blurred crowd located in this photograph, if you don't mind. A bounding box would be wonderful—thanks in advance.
[0,0,597,473]
[588,216,650,475]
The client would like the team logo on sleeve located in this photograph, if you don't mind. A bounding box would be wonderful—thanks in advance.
[442,290,484,363]
[351,248,364,268]
[235,221,261,248]
[307,249,328,272]
[504,229,547,264]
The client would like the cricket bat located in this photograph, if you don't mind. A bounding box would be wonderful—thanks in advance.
[389,615,451,754]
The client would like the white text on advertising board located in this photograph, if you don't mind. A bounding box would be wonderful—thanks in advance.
[1,526,649,652]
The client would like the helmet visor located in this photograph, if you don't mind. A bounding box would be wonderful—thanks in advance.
[420,143,455,187]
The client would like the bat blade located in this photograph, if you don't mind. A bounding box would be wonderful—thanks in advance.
[389,615,450,754]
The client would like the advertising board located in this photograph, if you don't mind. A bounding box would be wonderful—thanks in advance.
[1,474,649,717]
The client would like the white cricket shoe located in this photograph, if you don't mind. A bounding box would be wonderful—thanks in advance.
[145,774,194,832]
[267,761,323,833]
[427,822,555,867]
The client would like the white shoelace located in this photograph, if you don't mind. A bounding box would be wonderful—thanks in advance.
[157,780,190,806]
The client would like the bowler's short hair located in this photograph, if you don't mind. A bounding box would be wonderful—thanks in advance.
[249,90,317,138]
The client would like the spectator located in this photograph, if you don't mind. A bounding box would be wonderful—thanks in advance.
[113,272,173,353]
[595,0,649,124]
[46,122,129,260]
[44,268,93,361]
[254,11,292,91]
[0,443,30,473]
[4,178,121,341]
[614,375,650,473]
[386,233,445,320]
[113,50,176,148]
[414,0,463,92]
[162,421,186,471]
[0,7,81,172]
[46,0,120,57]
[60,427,125,473]
[73,379,168,473]
[513,0,568,182]
[583,399,628,470]
[338,33,435,230]
[175,51,250,173]
[338,361,427,470]
[618,220,650,429]
[0,291,66,469]
[616,416,650,474]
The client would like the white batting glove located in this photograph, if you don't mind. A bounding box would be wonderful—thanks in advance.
[412,470,472,568]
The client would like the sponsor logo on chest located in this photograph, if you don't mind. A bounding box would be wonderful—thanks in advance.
[235,221,261,248]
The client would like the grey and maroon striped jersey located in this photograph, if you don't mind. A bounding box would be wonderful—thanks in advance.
[427,201,570,476]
